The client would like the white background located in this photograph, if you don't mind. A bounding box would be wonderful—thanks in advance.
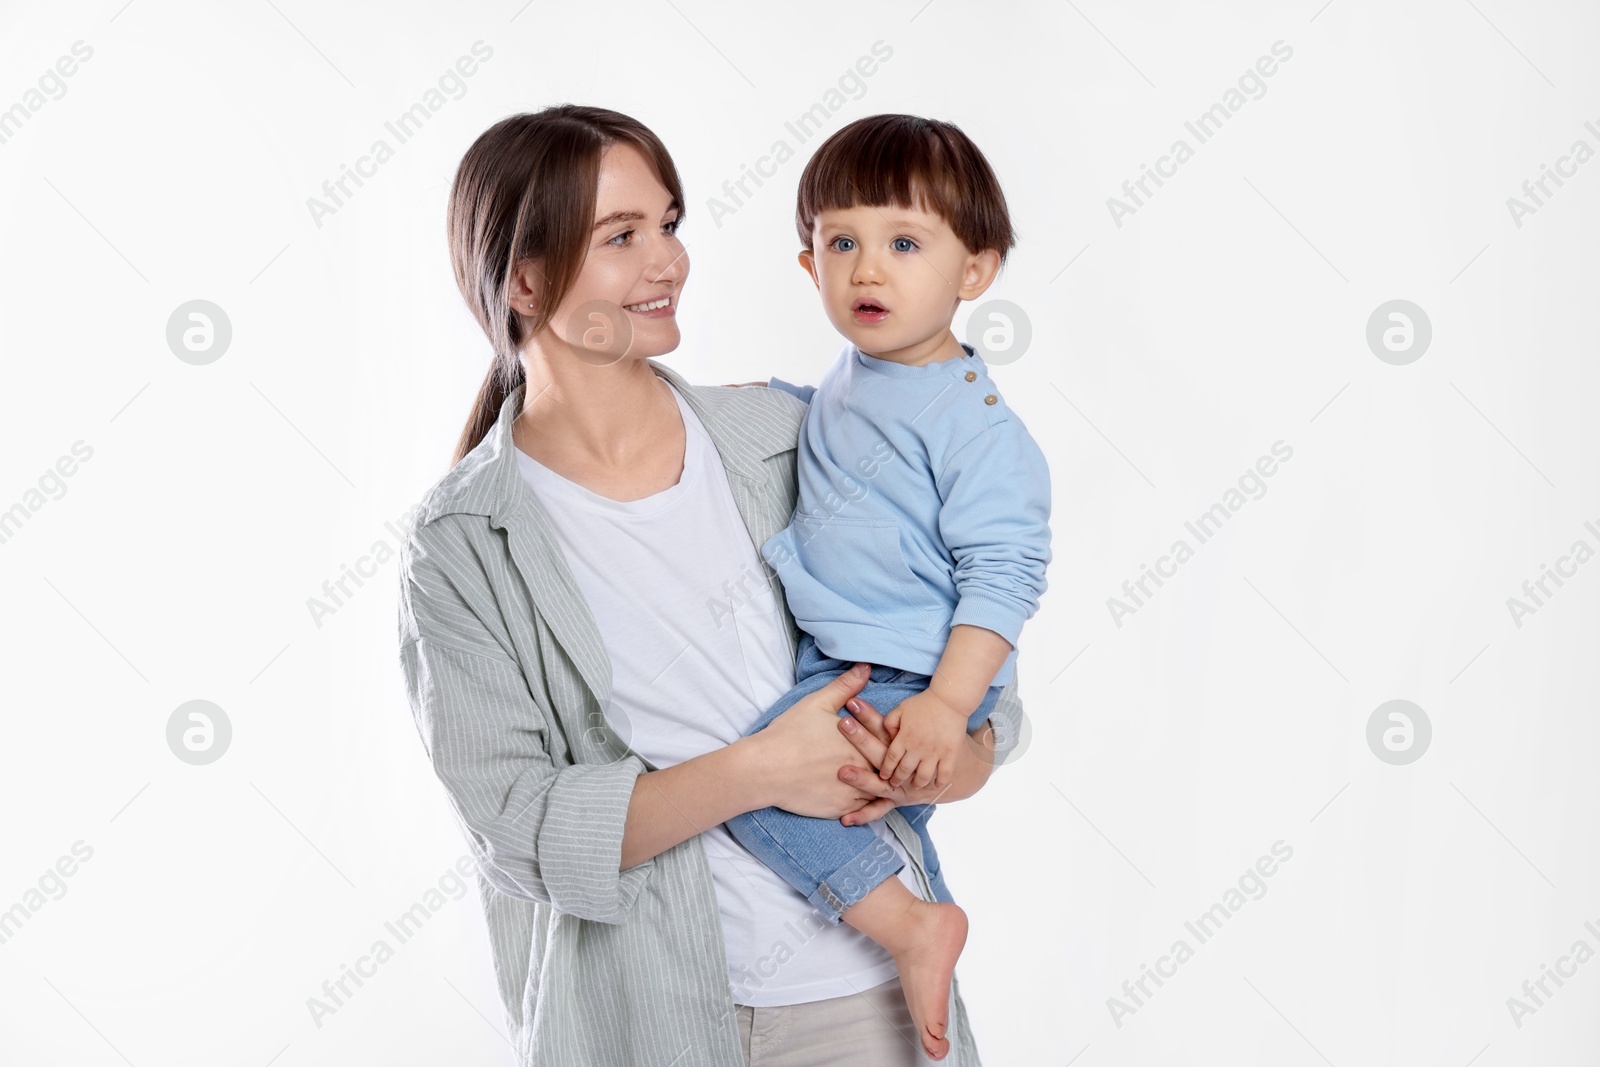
[1,0,1597,1064]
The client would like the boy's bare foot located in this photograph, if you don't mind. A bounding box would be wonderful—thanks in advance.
[889,900,968,1060]
[841,881,968,1060]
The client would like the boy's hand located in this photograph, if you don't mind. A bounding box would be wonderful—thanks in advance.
[878,689,973,791]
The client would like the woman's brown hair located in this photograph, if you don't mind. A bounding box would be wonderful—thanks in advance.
[446,105,685,465]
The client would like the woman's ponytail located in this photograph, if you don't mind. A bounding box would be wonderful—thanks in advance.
[452,354,526,467]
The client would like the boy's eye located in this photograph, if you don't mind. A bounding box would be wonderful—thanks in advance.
[829,236,856,252]
[892,237,917,253]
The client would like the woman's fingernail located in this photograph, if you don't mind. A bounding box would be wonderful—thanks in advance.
[840,718,857,732]
[846,698,861,712]
[842,769,856,781]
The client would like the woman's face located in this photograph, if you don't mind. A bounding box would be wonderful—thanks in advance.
[541,141,689,366]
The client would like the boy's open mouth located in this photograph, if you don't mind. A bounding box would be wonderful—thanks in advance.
[852,298,889,324]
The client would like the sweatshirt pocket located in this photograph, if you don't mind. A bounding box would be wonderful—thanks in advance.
[785,514,941,635]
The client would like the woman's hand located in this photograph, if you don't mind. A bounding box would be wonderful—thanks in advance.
[744,664,887,820]
[833,693,1000,825]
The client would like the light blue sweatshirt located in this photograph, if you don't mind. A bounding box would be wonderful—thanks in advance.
[763,342,1051,688]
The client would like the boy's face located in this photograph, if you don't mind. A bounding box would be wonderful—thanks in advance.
[799,201,999,364]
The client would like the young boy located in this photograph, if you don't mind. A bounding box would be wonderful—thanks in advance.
[722,113,1051,1060]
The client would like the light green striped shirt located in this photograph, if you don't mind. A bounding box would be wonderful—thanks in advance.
[397,359,1025,1065]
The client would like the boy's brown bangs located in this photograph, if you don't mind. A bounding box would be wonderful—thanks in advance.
[798,136,958,236]
[794,114,1015,261]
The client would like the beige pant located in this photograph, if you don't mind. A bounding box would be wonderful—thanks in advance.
[736,976,940,1066]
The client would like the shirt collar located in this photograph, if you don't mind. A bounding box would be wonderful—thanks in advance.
[414,358,804,528]
[852,341,983,379]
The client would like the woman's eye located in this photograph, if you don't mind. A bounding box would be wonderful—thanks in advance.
[892,237,917,253]
[612,219,681,246]
[830,236,856,252]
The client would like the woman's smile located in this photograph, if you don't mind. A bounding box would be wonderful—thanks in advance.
[624,292,676,317]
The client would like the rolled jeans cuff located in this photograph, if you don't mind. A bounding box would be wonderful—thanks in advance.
[803,833,906,924]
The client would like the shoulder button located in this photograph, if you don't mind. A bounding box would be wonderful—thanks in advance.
[964,371,977,382]
[984,394,997,405]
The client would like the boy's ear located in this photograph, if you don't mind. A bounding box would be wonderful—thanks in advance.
[797,248,820,289]
[958,248,1002,301]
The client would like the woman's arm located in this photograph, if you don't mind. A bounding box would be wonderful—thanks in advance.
[620,666,1028,866]
[405,525,891,908]
[401,520,669,925]
[618,741,765,872]
[619,665,882,870]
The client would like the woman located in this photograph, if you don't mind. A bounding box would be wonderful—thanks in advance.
[397,105,1027,1066]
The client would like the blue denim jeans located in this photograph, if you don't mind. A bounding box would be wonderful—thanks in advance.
[724,632,1001,925]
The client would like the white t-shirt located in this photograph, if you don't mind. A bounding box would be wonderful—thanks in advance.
[514,379,919,1006]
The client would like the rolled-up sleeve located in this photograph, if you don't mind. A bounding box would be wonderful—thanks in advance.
[398,518,654,924]
[936,421,1052,646]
